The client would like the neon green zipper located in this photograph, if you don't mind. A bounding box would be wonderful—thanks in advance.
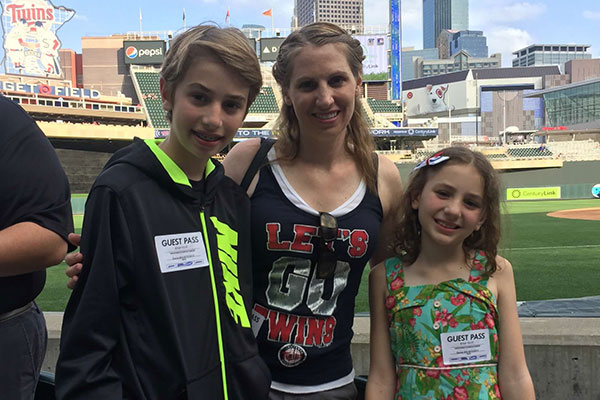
[200,210,229,400]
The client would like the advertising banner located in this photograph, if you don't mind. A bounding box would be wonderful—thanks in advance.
[389,0,401,99]
[354,34,388,75]
[0,79,100,98]
[1,0,75,78]
[506,187,561,201]
[259,37,284,62]
[403,81,468,116]
[370,128,438,137]
[123,40,166,65]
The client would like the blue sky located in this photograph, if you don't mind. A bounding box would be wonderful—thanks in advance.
[4,0,600,67]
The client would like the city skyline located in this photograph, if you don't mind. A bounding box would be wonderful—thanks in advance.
[1,0,599,69]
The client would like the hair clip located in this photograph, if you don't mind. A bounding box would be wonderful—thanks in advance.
[413,151,450,171]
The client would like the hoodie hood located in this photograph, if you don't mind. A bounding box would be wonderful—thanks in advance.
[104,137,225,206]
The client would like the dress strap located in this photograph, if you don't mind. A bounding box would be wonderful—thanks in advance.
[383,256,405,293]
[468,250,490,286]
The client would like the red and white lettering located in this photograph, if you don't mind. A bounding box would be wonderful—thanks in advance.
[290,224,317,253]
[348,230,369,257]
[266,223,290,250]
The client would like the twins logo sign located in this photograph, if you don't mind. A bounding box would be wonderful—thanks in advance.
[1,0,75,77]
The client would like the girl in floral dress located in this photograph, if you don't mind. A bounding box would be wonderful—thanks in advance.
[366,147,535,400]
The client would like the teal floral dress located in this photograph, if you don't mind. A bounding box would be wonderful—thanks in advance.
[384,252,501,399]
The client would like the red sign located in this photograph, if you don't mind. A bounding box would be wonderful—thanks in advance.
[541,126,567,131]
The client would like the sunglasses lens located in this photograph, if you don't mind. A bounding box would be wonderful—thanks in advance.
[320,212,338,241]
[317,246,336,279]
[317,212,338,279]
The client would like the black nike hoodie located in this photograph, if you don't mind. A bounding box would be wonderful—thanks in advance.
[56,138,270,399]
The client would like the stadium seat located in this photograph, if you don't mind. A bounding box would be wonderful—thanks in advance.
[367,97,402,114]
[248,86,279,114]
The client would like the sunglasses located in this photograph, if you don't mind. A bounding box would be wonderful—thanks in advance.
[316,212,338,280]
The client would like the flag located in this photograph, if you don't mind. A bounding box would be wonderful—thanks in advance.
[183,8,186,23]
[262,8,272,17]
[225,8,230,24]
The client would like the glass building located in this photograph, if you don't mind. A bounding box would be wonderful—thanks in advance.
[423,0,468,49]
[527,79,600,127]
[449,30,488,58]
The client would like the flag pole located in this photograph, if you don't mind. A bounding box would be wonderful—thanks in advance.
[139,8,142,36]
[183,8,186,30]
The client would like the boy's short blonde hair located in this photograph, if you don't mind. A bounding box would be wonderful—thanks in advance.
[160,24,262,121]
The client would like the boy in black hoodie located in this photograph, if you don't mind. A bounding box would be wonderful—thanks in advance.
[56,25,271,400]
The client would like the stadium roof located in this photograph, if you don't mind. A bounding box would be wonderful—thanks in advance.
[402,66,561,91]
[522,77,600,97]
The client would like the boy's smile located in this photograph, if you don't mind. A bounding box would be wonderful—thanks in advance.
[159,50,249,180]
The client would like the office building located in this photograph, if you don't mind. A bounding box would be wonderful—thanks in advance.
[512,44,591,72]
[423,0,468,49]
[294,0,364,32]
[438,29,488,59]
[415,51,500,78]
[402,47,439,81]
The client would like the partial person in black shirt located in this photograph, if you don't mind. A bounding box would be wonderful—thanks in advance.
[0,94,74,399]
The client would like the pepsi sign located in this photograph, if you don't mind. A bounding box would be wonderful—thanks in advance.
[123,40,166,65]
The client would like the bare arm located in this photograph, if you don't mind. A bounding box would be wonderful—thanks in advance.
[0,222,67,277]
[365,263,396,400]
[495,256,536,399]
[222,138,262,196]
[370,154,402,267]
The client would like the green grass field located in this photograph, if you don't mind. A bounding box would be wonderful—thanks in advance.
[37,198,600,312]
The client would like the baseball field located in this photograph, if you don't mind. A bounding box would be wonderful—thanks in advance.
[37,198,600,313]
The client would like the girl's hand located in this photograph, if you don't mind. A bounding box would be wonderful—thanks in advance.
[65,233,83,289]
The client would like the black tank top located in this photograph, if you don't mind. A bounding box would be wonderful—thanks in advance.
[250,154,383,387]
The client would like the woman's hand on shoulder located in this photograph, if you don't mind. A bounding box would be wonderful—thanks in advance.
[221,138,262,186]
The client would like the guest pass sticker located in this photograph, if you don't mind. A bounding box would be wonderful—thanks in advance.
[440,329,491,365]
[154,232,209,273]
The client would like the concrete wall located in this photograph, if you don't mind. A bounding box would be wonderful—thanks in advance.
[43,313,600,399]
[55,149,112,194]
